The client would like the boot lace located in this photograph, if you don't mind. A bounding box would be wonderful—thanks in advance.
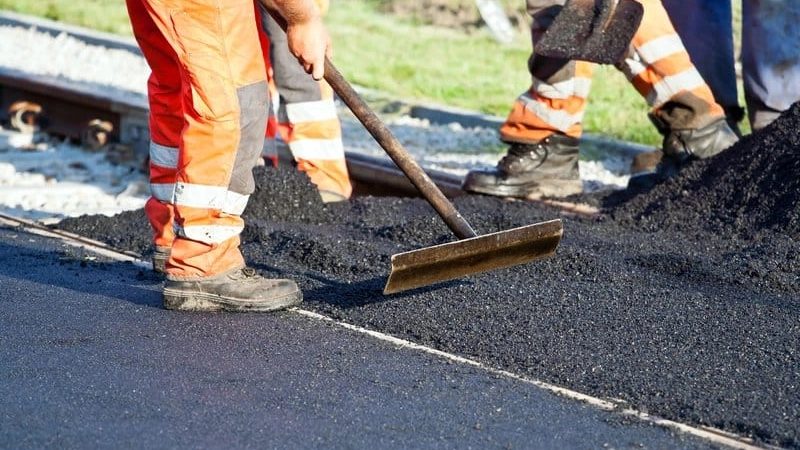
[228,267,259,281]
[498,143,547,172]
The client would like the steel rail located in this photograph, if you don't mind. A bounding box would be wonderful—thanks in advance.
[0,66,469,199]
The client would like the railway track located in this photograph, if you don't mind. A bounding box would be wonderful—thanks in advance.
[0,69,604,214]
[0,11,475,200]
[0,60,465,200]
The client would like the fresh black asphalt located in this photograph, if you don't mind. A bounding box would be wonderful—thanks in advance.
[1,224,732,450]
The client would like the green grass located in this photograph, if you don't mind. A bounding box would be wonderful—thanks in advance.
[326,2,540,117]
[5,0,751,146]
[325,1,659,144]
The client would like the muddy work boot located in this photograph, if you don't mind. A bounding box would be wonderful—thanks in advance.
[163,267,302,312]
[628,117,738,190]
[462,134,582,198]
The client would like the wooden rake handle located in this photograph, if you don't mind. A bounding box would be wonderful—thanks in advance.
[323,58,478,240]
[263,6,476,239]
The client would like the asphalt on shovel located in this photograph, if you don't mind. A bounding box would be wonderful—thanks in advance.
[534,0,644,64]
[323,60,563,294]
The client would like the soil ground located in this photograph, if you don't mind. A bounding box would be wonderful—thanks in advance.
[378,0,529,34]
[56,102,800,448]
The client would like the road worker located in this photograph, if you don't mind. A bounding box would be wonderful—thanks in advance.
[462,0,739,198]
[125,0,329,312]
[257,0,353,203]
[663,0,800,133]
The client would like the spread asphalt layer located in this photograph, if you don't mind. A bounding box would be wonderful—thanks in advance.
[51,103,800,449]
[1,224,728,450]
[1,9,797,450]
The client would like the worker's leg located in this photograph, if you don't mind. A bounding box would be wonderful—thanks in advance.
[620,0,728,132]
[741,0,800,131]
[254,4,281,169]
[619,0,738,188]
[462,0,587,199]
[125,0,179,273]
[661,0,743,130]
[128,0,301,311]
[259,5,353,202]
[500,0,592,143]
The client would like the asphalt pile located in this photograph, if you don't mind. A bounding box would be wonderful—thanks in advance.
[57,102,800,449]
[610,101,800,240]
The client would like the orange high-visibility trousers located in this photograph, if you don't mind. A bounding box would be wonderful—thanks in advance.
[257,4,353,201]
[618,0,725,125]
[127,0,269,279]
[501,0,724,144]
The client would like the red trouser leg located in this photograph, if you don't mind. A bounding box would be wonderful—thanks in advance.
[259,6,352,200]
[619,0,724,127]
[126,0,179,250]
[501,1,595,143]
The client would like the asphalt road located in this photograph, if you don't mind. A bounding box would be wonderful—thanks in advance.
[0,222,742,450]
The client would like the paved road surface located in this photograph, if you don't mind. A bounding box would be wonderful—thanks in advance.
[0,222,741,449]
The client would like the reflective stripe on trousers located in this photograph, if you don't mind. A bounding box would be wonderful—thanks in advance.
[618,0,722,118]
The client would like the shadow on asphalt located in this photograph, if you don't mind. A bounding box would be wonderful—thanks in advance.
[0,240,162,309]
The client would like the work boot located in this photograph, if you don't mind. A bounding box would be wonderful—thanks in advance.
[152,246,170,275]
[628,117,738,190]
[462,134,582,198]
[163,267,302,312]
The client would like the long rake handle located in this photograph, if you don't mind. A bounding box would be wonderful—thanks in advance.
[323,59,478,240]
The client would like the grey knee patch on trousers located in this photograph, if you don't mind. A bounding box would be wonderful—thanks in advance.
[230,80,269,196]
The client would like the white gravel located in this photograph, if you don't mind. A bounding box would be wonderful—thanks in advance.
[0,13,638,223]
[0,130,148,223]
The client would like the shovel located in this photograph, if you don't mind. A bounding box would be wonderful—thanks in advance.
[534,0,644,64]
[323,59,563,294]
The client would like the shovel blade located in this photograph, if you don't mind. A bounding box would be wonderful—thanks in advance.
[384,219,563,295]
[534,0,644,64]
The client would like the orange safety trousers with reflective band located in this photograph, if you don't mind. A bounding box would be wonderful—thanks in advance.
[256,7,353,200]
[501,0,724,144]
[127,0,269,278]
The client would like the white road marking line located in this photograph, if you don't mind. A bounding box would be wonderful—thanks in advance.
[294,307,772,450]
